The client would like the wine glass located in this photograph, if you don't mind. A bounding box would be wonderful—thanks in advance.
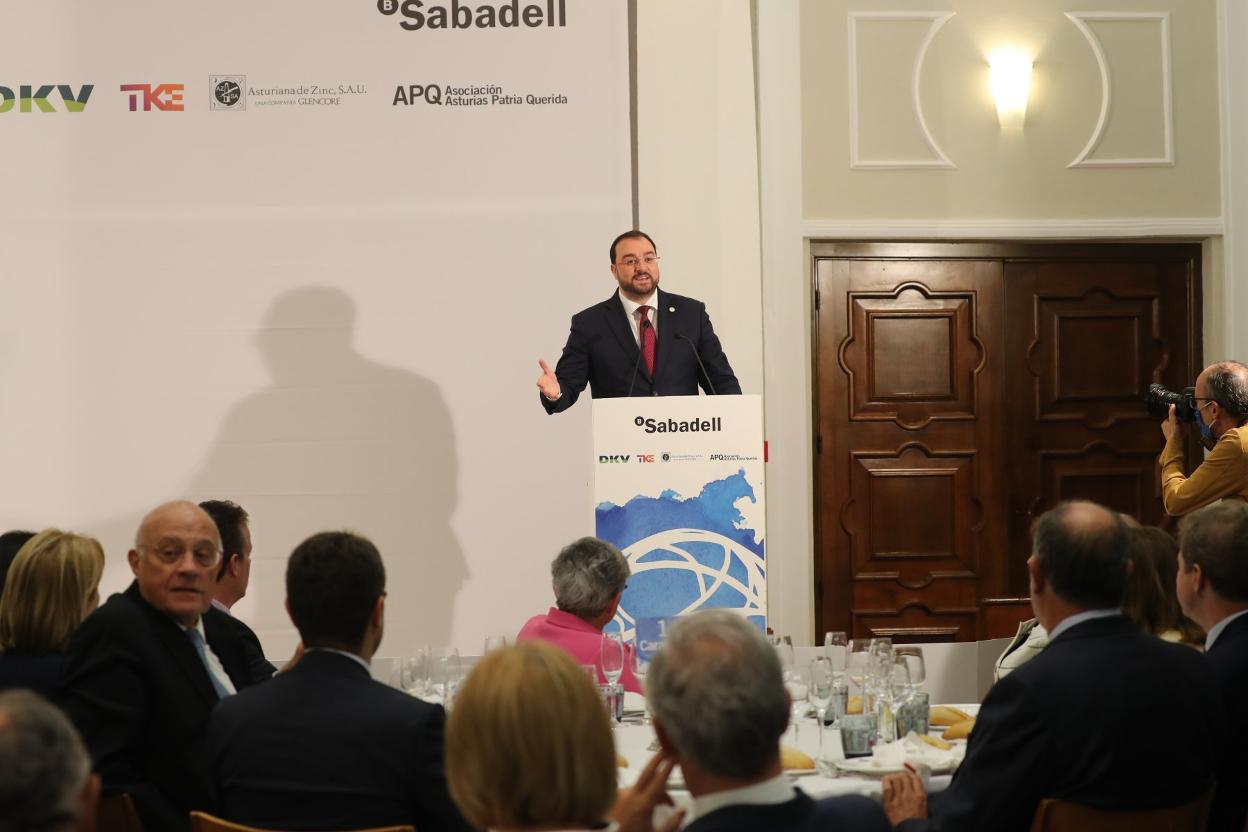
[783,662,810,744]
[895,646,926,703]
[808,657,836,762]
[847,639,873,704]
[483,635,508,654]
[400,645,430,697]
[630,637,653,722]
[600,633,626,688]
[824,631,848,676]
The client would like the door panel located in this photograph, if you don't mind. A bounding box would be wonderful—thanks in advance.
[813,243,1201,640]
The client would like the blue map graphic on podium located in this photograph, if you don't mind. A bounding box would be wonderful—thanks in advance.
[597,469,766,638]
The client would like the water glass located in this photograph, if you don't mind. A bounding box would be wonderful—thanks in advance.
[896,691,931,737]
[483,635,508,654]
[630,637,653,722]
[399,645,430,697]
[824,631,848,674]
[839,713,879,758]
[808,658,835,759]
[431,646,461,704]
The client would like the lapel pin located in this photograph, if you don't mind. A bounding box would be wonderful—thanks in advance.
[668,306,675,312]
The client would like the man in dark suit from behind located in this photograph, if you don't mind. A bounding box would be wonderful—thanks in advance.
[883,500,1224,831]
[205,530,471,831]
[646,610,890,832]
[1176,501,1248,832]
[198,499,277,680]
[59,500,273,831]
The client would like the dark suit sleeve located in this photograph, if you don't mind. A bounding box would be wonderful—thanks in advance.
[818,795,892,831]
[57,611,185,828]
[694,303,740,395]
[410,704,474,831]
[542,312,593,414]
[900,672,1052,832]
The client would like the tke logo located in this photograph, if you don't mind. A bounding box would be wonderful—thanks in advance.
[597,454,630,464]
[0,84,93,113]
[636,454,655,463]
[120,83,184,112]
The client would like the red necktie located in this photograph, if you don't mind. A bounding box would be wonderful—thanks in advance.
[638,305,656,378]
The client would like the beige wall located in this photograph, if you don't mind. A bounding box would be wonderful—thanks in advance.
[803,0,1222,222]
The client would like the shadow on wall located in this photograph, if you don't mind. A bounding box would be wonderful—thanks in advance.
[185,286,466,649]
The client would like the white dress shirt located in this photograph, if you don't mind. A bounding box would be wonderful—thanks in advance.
[1046,608,1122,642]
[689,773,796,822]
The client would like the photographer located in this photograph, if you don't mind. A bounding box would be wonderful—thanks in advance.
[1160,361,1248,516]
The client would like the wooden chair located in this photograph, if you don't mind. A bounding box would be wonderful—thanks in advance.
[189,812,414,832]
[1029,790,1212,832]
[95,793,143,832]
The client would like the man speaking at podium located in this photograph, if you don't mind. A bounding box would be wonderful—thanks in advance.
[537,230,741,414]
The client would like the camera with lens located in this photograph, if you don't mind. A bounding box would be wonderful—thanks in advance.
[1145,384,1197,421]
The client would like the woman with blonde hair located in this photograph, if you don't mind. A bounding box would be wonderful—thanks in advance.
[446,640,681,832]
[0,528,106,695]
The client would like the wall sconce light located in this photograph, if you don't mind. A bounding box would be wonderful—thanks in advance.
[988,49,1032,128]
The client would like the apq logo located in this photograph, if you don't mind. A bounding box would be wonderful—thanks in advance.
[0,84,93,113]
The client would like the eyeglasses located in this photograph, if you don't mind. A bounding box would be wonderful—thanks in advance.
[617,255,659,269]
[142,541,222,568]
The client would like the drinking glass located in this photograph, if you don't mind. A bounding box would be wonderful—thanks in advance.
[483,635,508,654]
[784,662,810,744]
[431,647,462,705]
[630,637,653,723]
[847,639,873,703]
[601,633,626,687]
[808,657,836,763]
[400,645,431,697]
[824,631,848,675]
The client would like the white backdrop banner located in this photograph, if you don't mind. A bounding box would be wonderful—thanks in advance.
[0,0,632,656]
[592,396,767,638]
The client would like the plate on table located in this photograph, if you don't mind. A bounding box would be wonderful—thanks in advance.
[834,757,908,776]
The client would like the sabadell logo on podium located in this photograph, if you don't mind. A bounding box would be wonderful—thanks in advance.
[634,417,724,435]
[376,0,567,31]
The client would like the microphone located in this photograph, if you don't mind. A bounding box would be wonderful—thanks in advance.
[676,333,717,395]
[625,318,651,397]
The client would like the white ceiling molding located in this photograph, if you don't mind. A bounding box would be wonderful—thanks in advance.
[1065,12,1174,168]
[848,11,957,170]
[803,217,1222,239]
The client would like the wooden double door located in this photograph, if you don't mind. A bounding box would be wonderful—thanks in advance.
[813,242,1202,642]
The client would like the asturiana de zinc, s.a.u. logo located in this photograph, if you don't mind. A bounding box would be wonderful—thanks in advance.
[377,0,566,31]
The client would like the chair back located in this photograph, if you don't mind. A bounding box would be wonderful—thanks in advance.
[189,812,414,832]
[95,793,143,832]
[1029,790,1212,832]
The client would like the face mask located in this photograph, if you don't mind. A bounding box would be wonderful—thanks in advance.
[1195,402,1216,443]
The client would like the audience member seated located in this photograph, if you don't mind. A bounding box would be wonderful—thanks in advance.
[0,529,104,696]
[445,640,682,832]
[59,500,273,832]
[1175,501,1248,831]
[1123,523,1204,644]
[198,499,277,679]
[0,689,100,832]
[517,536,642,692]
[0,529,36,597]
[205,530,471,831]
[883,500,1224,831]
[648,610,890,832]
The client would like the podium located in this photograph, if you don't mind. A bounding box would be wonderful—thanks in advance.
[592,395,767,639]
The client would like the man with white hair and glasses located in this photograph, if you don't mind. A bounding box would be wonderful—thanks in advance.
[517,536,642,692]
[59,500,272,831]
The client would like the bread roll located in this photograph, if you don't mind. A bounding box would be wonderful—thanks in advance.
[780,744,815,770]
[847,695,864,715]
[918,734,953,751]
[930,705,973,726]
[616,752,629,768]
[942,719,975,740]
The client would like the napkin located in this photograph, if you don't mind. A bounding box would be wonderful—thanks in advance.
[872,732,966,773]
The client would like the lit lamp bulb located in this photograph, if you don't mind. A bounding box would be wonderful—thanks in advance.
[989,50,1032,129]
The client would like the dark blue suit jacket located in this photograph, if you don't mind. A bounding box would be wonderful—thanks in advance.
[0,651,62,697]
[58,582,269,832]
[684,790,890,832]
[204,649,471,831]
[1205,612,1248,832]
[542,289,740,414]
[900,615,1222,832]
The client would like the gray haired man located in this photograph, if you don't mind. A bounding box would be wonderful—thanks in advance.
[0,691,100,832]
[647,611,890,832]
[516,536,641,692]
